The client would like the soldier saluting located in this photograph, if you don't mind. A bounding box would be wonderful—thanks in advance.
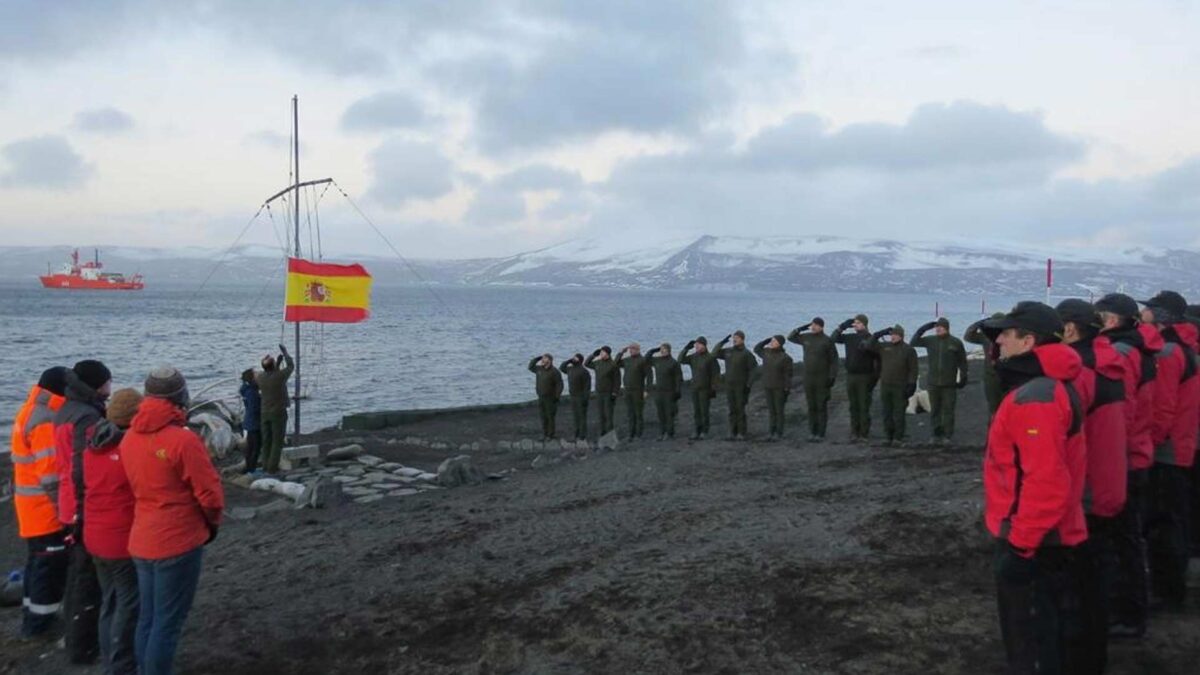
[833,315,880,442]
[527,354,564,441]
[714,331,757,440]
[646,343,683,441]
[754,335,794,441]
[864,325,918,446]
[680,337,719,440]
[787,318,839,442]
[615,343,652,440]
[584,346,619,435]
[911,317,969,445]
[559,354,592,441]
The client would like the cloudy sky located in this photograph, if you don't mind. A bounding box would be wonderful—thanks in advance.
[1,0,1197,259]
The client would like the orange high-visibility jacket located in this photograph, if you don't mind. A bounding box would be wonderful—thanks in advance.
[11,385,65,538]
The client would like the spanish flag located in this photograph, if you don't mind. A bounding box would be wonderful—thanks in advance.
[284,257,372,323]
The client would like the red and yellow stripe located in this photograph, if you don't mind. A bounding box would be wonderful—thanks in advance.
[284,257,372,323]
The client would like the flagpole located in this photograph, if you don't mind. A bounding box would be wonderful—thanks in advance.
[292,95,302,441]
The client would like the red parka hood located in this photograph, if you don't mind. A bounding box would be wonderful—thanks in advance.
[129,397,187,434]
[1091,336,1127,381]
[1034,343,1082,382]
[1138,323,1165,352]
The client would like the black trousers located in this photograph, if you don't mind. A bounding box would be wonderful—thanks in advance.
[597,393,616,434]
[1110,469,1149,630]
[21,529,68,636]
[1146,463,1191,605]
[994,542,1080,675]
[243,429,262,473]
[94,556,140,675]
[64,541,101,664]
[1070,515,1116,674]
[570,395,589,439]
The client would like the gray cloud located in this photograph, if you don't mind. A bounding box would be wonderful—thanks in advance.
[341,91,428,132]
[464,1,747,151]
[0,135,93,190]
[242,130,290,150]
[465,164,588,226]
[744,102,1084,175]
[584,102,1200,246]
[73,106,135,134]
[364,139,455,208]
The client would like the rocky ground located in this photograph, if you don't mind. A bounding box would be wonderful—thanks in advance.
[2,362,1199,674]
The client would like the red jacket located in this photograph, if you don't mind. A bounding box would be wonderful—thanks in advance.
[1159,322,1199,467]
[120,398,225,560]
[1072,336,1128,517]
[1105,325,1158,470]
[53,374,106,528]
[985,343,1087,552]
[83,420,135,560]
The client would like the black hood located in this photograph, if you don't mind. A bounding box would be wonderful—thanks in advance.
[64,369,106,407]
[88,419,125,452]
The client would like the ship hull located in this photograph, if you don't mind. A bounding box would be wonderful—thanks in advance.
[39,275,144,290]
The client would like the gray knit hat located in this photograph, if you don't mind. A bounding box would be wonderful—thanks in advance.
[145,365,189,407]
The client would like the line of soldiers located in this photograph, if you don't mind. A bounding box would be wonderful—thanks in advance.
[528,314,969,446]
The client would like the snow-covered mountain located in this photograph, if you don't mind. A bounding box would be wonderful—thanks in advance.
[3,235,1198,296]
[463,234,1200,296]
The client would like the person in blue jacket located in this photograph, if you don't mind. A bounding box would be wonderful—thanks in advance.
[239,368,262,474]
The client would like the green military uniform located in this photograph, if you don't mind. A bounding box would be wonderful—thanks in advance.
[964,316,1003,416]
[680,339,720,438]
[911,322,969,441]
[754,337,795,439]
[559,358,592,440]
[832,317,881,440]
[528,357,564,439]
[646,347,683,439]
[787,325,839,439]
[864,328,918,444]
[615,349,652,439]
[585,350,620,434]
[714,336,758,439]
[256,353,294,473]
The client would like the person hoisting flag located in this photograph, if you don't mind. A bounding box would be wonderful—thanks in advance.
[284,257,372,323]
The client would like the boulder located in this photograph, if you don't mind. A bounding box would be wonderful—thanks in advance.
[388,488,421,497]
[598,430,620,451]
[326,444,365,461]
[297,476,343,509]
[356,455,385,467]
[436,455,484,488]
[394,467,424,478]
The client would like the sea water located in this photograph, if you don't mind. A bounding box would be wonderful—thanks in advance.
[0,282,1024,445]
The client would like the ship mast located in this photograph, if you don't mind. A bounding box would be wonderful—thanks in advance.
[291,95,302,440]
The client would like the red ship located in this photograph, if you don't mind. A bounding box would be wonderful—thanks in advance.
[39,249,145,290]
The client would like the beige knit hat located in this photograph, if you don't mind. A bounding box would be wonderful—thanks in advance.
[106,388,144,428]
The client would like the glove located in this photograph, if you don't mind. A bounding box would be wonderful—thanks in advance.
[684,340,696,350]
[592,348,601,357]
[872,328,892,339]
[723,334,732,343]
[797,323,812,334]
[206,524,220,545]
[957,378,969,390]
[905,384,916,399]
[279,343,290,356]
[918,321,936,333]
[966,319,984,334]
[839,318,854,330]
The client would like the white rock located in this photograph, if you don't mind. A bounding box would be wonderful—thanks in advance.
[355,495,384,504]
[356,455,385,467]
[395,467,423,477]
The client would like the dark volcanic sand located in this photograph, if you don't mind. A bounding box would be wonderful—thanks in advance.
[3,363,1199,674]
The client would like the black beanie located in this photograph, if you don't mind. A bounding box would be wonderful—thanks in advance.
[696,336,708,346]
[811,317,825,327]
[600,345,612,355]
[73,360,112,391]
[38,366,69,396]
